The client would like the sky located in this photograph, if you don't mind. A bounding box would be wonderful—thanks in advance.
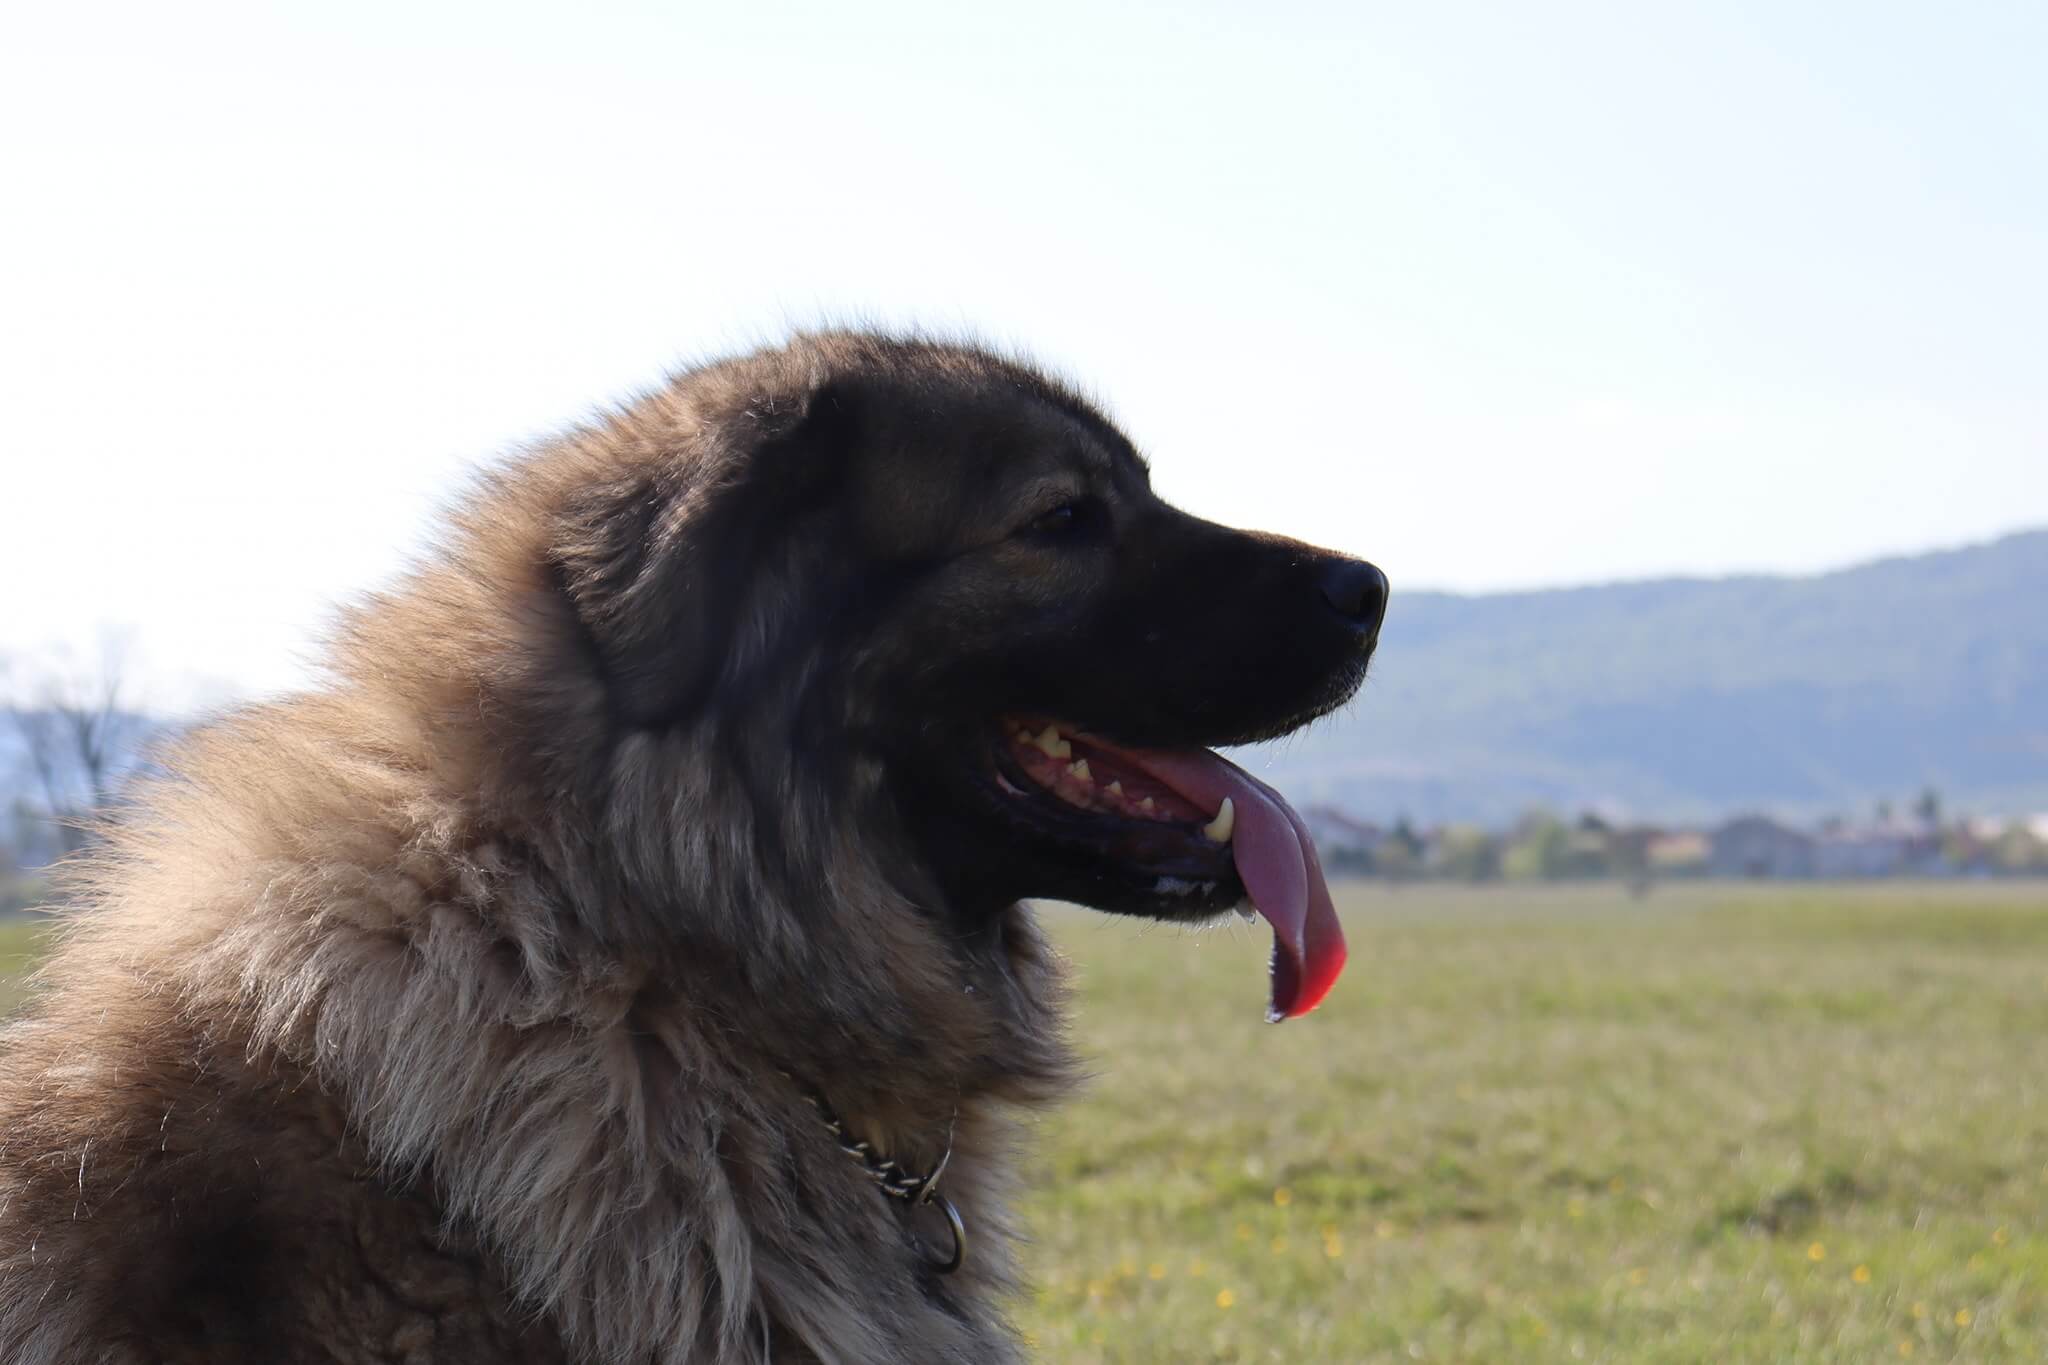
[2,0,2044,704]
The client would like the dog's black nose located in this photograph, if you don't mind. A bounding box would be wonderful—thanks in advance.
[1318,558,1389,636]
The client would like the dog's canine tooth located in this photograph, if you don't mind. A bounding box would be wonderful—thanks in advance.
[1031,724,1071,760]
[1202,797,1235,844]
[1068,759,1091,782]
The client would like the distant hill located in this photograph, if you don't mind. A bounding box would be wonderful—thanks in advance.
[6,533,2044,842]
[1248,530,2048,825]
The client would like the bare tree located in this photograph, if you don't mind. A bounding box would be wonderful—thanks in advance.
[3,634,152,859]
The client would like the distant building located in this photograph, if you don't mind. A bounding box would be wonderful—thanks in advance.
[1645,831,1710,876]
[1812,816,1942,877]
[1709,816,1815,878]
[1813,827,1909,877]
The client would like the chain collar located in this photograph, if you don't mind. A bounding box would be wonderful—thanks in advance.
[780,1071,967,1275]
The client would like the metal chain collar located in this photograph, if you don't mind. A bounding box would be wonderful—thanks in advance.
[780,1071,967,1275]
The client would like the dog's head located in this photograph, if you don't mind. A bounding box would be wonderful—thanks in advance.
[536,333,1383,1020]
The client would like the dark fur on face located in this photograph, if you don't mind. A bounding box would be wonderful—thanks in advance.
[0,332,1382,1364]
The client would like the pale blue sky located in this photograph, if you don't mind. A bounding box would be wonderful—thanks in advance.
[3,1,2043,701]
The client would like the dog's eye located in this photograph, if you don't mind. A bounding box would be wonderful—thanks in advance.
[1032,505,1078,533]
[1022,498,1106,541]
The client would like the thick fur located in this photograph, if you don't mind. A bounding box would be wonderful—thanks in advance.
[0,332,1377,1363]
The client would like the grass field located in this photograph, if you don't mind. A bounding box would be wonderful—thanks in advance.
[0,917,44,1016]
[3,883,2044,1362]
[1019,883,2048,1363]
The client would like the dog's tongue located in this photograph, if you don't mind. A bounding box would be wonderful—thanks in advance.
[1111,747,1347,1021]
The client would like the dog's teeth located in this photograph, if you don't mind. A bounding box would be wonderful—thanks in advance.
[1068,759,1091,782]
[1139,797,1156,814]
[1202,797,1236,844]
[1031,724,1071,760]
[1105,780,1123,797]
[1015,729,1032,746]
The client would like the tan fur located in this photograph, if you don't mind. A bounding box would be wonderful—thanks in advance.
[0,335,1084,1363]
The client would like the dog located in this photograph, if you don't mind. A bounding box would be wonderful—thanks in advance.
[0,332,1385,1363]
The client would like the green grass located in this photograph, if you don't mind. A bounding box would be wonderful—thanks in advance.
[0,917,50,1016]
[1020,883,2048,1363]
[3,885,2044,1361]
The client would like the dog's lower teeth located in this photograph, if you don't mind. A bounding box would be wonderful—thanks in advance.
[1068,759,1091,782]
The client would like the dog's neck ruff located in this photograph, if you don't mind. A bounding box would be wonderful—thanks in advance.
[781,1071,967,1275]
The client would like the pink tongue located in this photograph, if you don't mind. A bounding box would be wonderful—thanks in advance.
[1107,746,1347,1021]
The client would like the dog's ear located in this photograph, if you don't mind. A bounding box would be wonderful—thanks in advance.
[550,381,856,726]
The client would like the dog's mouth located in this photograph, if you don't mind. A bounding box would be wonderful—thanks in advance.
[990,716,1346,1021]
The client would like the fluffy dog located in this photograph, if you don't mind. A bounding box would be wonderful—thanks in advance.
[0,333,1384,1363]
